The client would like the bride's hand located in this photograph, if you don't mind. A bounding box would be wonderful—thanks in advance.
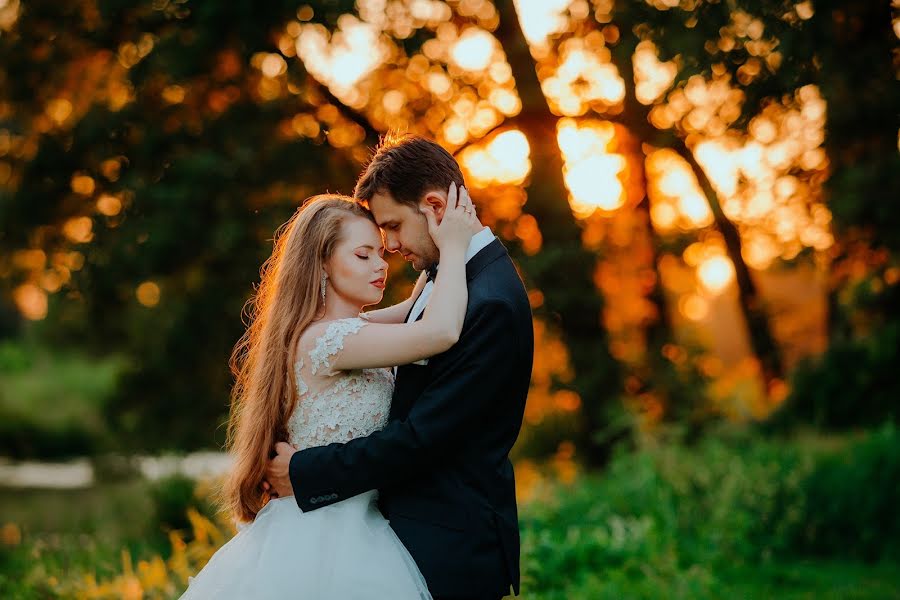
[422,182,481,253]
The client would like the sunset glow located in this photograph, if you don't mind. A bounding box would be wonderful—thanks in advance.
[458,129,531,187]
[13,283,47,320]
[697,254,736,294]
[557,119,626,217]
[295,16,387,105]
[541,35,625,116]
[512,0,572,48]
[450,27,495,72]
[646,149,713,232]
[633,41,677,105]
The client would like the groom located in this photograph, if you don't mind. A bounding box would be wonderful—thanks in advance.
[266,134,534,600]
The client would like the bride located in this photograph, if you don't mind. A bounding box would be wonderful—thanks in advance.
[179,186,480,599]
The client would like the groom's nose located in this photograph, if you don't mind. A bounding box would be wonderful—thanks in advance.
[384,236,401,253]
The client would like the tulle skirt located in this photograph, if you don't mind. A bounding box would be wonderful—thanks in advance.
[179,491,432,599]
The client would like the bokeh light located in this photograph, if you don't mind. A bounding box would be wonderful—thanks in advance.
[557,118,627,217]
[458,129,531,187]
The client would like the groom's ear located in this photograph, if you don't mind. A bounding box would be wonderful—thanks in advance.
[421,191,446,224]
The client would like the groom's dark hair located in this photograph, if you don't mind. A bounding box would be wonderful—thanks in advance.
[354,133,465,207]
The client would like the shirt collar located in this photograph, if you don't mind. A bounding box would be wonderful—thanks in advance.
[464,226,495,263]
[427,227,495,282]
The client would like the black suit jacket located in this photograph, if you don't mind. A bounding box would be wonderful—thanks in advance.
[289,238,534,597]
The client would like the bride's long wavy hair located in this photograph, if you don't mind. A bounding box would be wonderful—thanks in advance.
[222,194,375,523]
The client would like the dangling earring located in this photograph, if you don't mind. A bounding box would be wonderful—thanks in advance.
[320,272,328,304]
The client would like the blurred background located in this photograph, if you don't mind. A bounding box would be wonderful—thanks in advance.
[1,0,899,598]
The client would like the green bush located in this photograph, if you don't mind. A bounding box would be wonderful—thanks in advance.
[520,429,900,598]
[769,321,900,430]
[789,425,900,560]
[0,342,123,458]
[149,474,219,540]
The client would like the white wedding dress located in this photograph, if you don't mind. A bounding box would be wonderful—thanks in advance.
[180,317,432,599]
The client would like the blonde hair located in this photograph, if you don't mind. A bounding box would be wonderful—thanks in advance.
[222,194,374,523]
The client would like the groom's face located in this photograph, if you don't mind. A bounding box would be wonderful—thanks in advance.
[368,191,440,272]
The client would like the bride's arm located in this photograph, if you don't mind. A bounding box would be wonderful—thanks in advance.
[356,271,428,325]
[304,185,479,371]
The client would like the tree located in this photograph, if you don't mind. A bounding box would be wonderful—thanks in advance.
[1,0,849,456]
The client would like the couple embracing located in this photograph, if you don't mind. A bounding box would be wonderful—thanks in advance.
[181,134,534,600]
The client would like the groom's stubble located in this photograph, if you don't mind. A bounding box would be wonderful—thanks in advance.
[368,192,441,273]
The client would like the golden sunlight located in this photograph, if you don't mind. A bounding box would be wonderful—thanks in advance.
[70,174,96,196]
[13,283,47,320]
[136,281,161,308]
[679,293,710,321]
[295,15,387,104]
[697,254,735,295]
[0,0,20,32]
[450,27,495,72]
[62,217,94,243]
[542,36,625,116]
[646,149,713,231]
[557,119,626,218]
[512,0,572,48]
[458,129,531,187]
[633,41,677,105]
[688,84,832,265]
[96,194,123,217]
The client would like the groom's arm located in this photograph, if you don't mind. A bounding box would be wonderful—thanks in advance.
[288,298,520,512]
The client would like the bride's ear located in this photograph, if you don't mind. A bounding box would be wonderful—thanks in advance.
[421,191,446,223]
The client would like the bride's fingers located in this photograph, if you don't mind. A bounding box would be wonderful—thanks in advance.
[458,187,476,218]
[462,187,474,212]
[447,181,458,210]
[456,184,466,211]
[422,205,439,233]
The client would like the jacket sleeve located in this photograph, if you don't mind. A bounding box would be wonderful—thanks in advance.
[288,299,519,512]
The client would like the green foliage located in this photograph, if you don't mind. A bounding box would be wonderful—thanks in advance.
[520,430,900,597]
[770,320,900,430]
[792,425,900,561]
[0,340,124,458]
[0,0,369,453]
[149,473,215,540]
[0,480,158,598]
[2,432,900,597]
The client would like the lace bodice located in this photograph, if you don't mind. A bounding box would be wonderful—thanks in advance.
[287,317,394,450]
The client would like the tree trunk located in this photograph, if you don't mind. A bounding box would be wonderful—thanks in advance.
[673,138,785,389]
[495,0,624,466]
[610,24,786,393]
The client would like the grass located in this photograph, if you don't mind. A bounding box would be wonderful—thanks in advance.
[2,429,900,598]
[720,560,900,599]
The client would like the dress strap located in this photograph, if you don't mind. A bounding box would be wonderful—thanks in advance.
[308,317,368,376]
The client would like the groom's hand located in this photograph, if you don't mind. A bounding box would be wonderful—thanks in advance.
[263,442,297,499]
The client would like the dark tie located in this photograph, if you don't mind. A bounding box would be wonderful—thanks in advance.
[425,264,438,284]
